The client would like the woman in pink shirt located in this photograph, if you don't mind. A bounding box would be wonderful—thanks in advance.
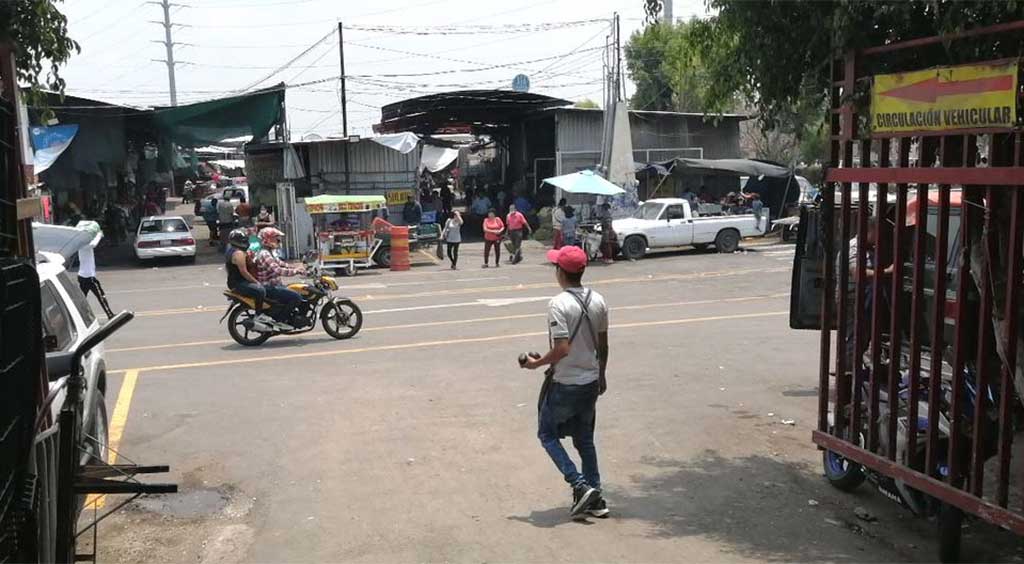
[482,208,505,268]
[505,203,532,264]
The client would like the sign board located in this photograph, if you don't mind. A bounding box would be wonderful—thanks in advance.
[386,189,413,206]
[306,201,382,214]
[512,74,530,93]
[871,60,1018,134]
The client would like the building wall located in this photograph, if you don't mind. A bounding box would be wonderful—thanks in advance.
[305,139,419,194]
[552,108,743,175]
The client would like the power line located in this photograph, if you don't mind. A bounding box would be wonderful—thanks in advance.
[239,27,336,93]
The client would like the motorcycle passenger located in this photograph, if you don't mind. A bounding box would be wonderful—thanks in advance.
[254,227,306,329]
[225,229,274,331]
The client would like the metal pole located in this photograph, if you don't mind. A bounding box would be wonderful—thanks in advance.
[339,22,351,193]
[161,0,177,106]
[614,13,622,102]
[338,22,348,137]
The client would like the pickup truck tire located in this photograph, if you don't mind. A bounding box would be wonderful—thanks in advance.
[621,235,647,260]
[714,229,740,253]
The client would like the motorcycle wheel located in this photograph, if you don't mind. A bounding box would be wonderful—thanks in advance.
[227,306,272,346]
[822,427,866,492]
[322,299,363,339]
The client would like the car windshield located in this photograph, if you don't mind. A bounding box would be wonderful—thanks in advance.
[634,202,664,220]
[140,219,188,234]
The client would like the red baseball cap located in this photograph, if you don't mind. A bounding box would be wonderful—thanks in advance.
[546,245,588,273]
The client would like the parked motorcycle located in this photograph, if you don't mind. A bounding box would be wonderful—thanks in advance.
[822,347,999,560]
[219,262,363,346]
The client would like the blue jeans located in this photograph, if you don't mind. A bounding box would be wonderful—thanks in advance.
[230,281,265,313]
[264,285,302,322]
[538,381,600,489]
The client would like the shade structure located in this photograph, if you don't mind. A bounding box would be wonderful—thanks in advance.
[542,170,626,196]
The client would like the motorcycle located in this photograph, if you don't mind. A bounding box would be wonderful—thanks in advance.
[219,261,363,346]
[822,346,999,560]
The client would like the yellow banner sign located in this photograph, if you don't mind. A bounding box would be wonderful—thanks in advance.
[386,190,412,206]
[871,61,1018,133]
[307,202,378,213]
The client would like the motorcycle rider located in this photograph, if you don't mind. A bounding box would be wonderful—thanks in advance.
[253,227,306,330]
[225,229,274,331]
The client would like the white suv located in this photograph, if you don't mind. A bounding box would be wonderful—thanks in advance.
[37,252,108,464]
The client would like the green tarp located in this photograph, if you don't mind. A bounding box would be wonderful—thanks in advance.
[153,86,284,147]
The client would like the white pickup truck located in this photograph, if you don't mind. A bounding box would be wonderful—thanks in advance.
[611,198,767,260]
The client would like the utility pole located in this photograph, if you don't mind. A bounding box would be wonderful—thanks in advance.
[662,0,673,25]
[338,22,348,137]
[614,12,622,102]
[338,22,351,193]
[149,0,188,106]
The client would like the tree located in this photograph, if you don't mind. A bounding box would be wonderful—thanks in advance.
[0,1,78,99]
[574,98,600,109]
[625,19,724,112]
[665,1,1024,127]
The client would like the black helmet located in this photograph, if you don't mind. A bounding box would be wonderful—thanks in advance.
[228,229,249,249]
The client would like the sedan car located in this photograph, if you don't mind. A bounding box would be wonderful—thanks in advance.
[135,215,197,262]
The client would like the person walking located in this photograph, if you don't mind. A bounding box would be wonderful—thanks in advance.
[217,196,237,251]
[521,245,610,518]
[751,193,765,231]
[506,203,532,264]
[482,208,505,268]
[76,227,114,318]
[442,210,463,270]
[597,202,616,264]
[551,198,567,249]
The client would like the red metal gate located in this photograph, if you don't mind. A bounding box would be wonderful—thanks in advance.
[813,22,1024,542]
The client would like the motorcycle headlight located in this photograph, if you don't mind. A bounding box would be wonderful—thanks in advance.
[323,276,338,290]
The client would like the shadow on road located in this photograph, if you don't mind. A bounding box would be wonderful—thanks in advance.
[508,450,909,562]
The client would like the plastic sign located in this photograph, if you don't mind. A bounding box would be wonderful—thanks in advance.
[307,202,380,213]
[871,60,1018,134]
[512,74,530,93]
[386,190,412,206]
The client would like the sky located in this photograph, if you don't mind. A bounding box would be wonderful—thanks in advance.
[53,0,708,138]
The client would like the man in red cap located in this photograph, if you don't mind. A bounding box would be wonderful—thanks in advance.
[521,245,610,518]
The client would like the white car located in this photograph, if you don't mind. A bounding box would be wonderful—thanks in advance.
[37,252,109,464]
[135,215,197,262]
[612,198,767,260]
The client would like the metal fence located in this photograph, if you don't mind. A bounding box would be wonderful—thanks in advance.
[813,23,1024,549]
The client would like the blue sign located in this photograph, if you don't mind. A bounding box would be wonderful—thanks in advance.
[30,124,79,174]
[512,74,530,93]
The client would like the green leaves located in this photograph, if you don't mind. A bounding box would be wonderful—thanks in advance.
[0,0,79,106]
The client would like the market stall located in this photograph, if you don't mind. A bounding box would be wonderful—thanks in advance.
[306,194,386,275]
[542,170,624,259]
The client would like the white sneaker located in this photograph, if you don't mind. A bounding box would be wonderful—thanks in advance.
[253,313,275,331]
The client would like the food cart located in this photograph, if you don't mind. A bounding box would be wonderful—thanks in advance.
[542,170,625,259]
[306,194,386,275]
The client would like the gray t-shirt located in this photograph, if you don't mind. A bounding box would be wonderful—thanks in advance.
[548,287,609,385]
[443,218,462,243]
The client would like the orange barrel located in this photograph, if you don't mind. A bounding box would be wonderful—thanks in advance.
[390,226,410,271]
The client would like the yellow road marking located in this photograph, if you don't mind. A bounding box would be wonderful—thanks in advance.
[85,369,139,510]
[418,249,441,264]
[132,267,789,317]
[109,311,786,374]
[107,294,790,353]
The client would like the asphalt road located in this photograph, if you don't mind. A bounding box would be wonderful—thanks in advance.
[78,219,1022,563]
